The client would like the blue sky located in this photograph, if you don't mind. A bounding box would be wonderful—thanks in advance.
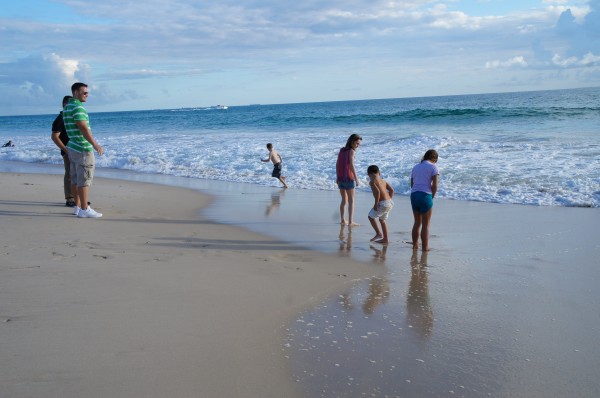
[0,0,598,115]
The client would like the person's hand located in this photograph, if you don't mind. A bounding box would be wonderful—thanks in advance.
[95,144,103,156]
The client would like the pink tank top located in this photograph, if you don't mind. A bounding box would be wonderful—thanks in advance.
[336,148,355,182]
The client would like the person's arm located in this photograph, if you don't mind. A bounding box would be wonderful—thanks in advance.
[75,120,103,156]
[335,152,340,183]
[51,132,68,153]
[349,150,359,186]
[431,175,438,199]
[386,181,394,198]
[370,181,380,210]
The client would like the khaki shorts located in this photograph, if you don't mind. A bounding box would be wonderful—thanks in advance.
[68,148,95,187]
[368,199,394,221]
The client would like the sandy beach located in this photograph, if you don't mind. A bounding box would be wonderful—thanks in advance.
[0,172,379,398]
[1,169,600,398]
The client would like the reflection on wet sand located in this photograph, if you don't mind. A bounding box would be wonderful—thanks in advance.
[339,275,390,315]
[265,188,286,216]
[285,250,437,397]
[407,251,433,339]
[369,244,387,262]
[338,224,352,255]
[363,275,390,314]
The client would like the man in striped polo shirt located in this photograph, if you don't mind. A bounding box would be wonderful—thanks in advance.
[64,82,104,218]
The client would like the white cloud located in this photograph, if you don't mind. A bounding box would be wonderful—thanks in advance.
[0,52,141,113]
[0,53,89,97]
[551,2,599,56]
[551,53,580,66]
[581,52,600,65]
[485,56,528,69]
[553,51,600,66]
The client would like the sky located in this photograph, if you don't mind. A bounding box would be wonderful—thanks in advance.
[0,0,598,115]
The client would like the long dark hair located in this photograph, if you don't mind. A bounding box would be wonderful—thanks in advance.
[344,133,362,150]
[422,149,438,162]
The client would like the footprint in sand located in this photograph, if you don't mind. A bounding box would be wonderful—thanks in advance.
[272,253,312,263]
[93,254,111,260]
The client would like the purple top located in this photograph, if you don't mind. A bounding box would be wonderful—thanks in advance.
[411,161,439,194]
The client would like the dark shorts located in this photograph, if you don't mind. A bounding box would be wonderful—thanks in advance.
[337,181,356,190]
[272,162,282,178]
[411,191,433,213]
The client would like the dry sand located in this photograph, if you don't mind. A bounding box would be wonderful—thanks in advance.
[0,173,379,398]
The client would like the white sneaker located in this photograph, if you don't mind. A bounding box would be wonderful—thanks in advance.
[77,207,103,218]
[73,206,81,216]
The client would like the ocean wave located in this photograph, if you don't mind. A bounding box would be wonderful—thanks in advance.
[243,106,600,128]
[2,88,598,208]
[2,130,597,207]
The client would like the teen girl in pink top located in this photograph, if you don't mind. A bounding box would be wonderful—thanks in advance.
[336,134,362,225]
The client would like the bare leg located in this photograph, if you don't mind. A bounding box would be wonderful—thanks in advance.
[78,186,90,211]
[339,189,348,224]
[278,177,288,188]
[369,217,382,241]
[376,219,389,244]
[347,188,359,226]
[71,183,81,208]
[421,209,433,251]
[411,211,422,250]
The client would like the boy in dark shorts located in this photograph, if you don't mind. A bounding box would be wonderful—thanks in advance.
[261,143,288,188]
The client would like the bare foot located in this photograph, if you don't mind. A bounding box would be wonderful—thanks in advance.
[348,222,360,227]
[375,239,389,244]
[370,234,383,242]
[405,241,418,250]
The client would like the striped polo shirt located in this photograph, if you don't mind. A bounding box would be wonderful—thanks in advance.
[64,98,93,153]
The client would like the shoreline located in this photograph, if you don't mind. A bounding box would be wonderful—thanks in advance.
[2,165,600,397]
[4,160,597,264]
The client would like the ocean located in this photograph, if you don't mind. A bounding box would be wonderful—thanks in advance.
[1,87,599,207]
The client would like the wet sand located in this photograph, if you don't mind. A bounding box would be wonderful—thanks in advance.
[286,202,600,397]
[1,166,599,397]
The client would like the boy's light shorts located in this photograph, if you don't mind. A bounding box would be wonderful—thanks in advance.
[368,199,394,221]
[68,148,95,187]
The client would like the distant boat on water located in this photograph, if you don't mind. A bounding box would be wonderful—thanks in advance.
[170,105,229,112]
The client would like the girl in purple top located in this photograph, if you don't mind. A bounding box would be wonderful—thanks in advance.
[410,149,439,251]
[336,134,362,225]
